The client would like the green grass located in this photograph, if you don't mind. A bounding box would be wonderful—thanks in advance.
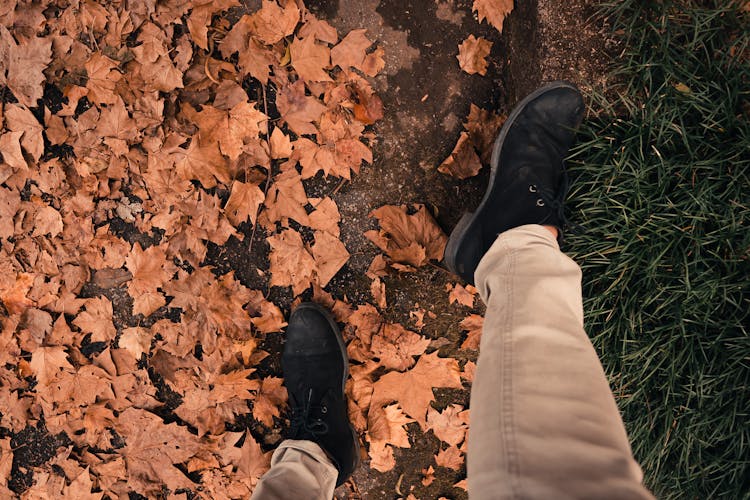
[565,1,749,497]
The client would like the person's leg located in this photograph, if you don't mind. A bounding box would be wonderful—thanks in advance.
[467,225,653,499]
[251,440,337,500]
[252,303,359,500]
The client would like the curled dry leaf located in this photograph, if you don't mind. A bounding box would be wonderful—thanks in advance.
[438,131,482,180]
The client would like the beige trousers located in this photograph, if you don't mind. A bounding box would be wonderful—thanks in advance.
[253,225,653,500]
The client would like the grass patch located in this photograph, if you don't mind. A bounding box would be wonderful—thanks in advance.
[566,1,749,497]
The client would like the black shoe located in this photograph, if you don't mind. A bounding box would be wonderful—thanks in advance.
[282,302,359,487]
[444,81,585,285]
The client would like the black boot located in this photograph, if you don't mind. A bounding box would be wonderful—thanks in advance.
[281,302,359,487]
[444,81,585,284]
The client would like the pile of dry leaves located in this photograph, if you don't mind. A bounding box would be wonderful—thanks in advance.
[0,0,510,497]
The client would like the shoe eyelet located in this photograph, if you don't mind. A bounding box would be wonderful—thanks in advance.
[536,199,545,207]
[529,185,537,193]
[321,406,328,414]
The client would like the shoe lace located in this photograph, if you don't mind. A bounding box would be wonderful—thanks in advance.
[529,168,584,235]
[290,388,329,438]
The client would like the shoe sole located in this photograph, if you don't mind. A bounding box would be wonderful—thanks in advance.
[293,302,361,483]
[443,81,580,284]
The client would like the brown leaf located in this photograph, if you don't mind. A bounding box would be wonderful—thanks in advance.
[438,131,483,179]
[267,228,316,296]
[224,181,265,227]
[331,29,372,71]
[371,352,462,429]
[4,104,44,161]
[30,345,74,387]
[0,131,26,171]
[247,289,287,334]
[426,404,468,446]
[473,0,515,33]
[435,445,464,470]
[175,136,229,189]
[290,35,332,83]
[269,127,293,159]
[85,53,121,106]
[447,283,477,308]
[72,297,116,343]
[277,81,327,136]
[367,403,414,447]
[187,0,240,50]
[464,103,506,163]
[252,376,287,426]
[457,35,493,76]
[460,314,484,350]
[370,323,429,371]
[308,197,341,237]
[365,204,448,267]
[367,440,395,473]
[252,0,301,45]
[0,26,52,107]
[311,230,350,287]
[115,407,202,496]
[370,277,387,310]
[263,168,310,227]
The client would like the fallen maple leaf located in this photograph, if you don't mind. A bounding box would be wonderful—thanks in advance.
[4,104,44,162]
[447,283,477,308]
[368,403,414,447]
[426,404,469,446]
[72,297,117,343]
[435,445,464,470]
[460,314,484,350]
[252,0,301,45]
[371,352,462,429]
[464,103,506,163]
[457,35,493,76]
[252,377,287,426]
[224,181,265,227]
[276,80,328,136]
[0,26,52,107]
[473,0,515,33]
[115,407,203,496]
[331,29,372,71]
[290,35,333,83]
[267,228,316,296]
[367,439,396,473]
[365,204,448,267]
[311,230,350,287]
[438,131,483,179]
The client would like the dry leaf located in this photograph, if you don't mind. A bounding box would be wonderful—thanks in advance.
[435,445,464,470]
[457,35,493,76]
[252,377,287,426]
[447,283,477,308]
[426,404,468,446]
[438,131,482,179]
[290,36,332,83]
[464,103,505,163]
[365,204,448,267]
[0,26,52,107]
[473,0,515,33]
[225,181,265,227]
[331,29,372,71]
[460,314,484,350]
[371,352,462,429]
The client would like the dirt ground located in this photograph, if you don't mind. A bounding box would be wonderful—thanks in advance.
[5,0,612,498]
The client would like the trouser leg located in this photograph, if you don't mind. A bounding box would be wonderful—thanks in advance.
[467,224,653,499]
[251,440,338,500]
